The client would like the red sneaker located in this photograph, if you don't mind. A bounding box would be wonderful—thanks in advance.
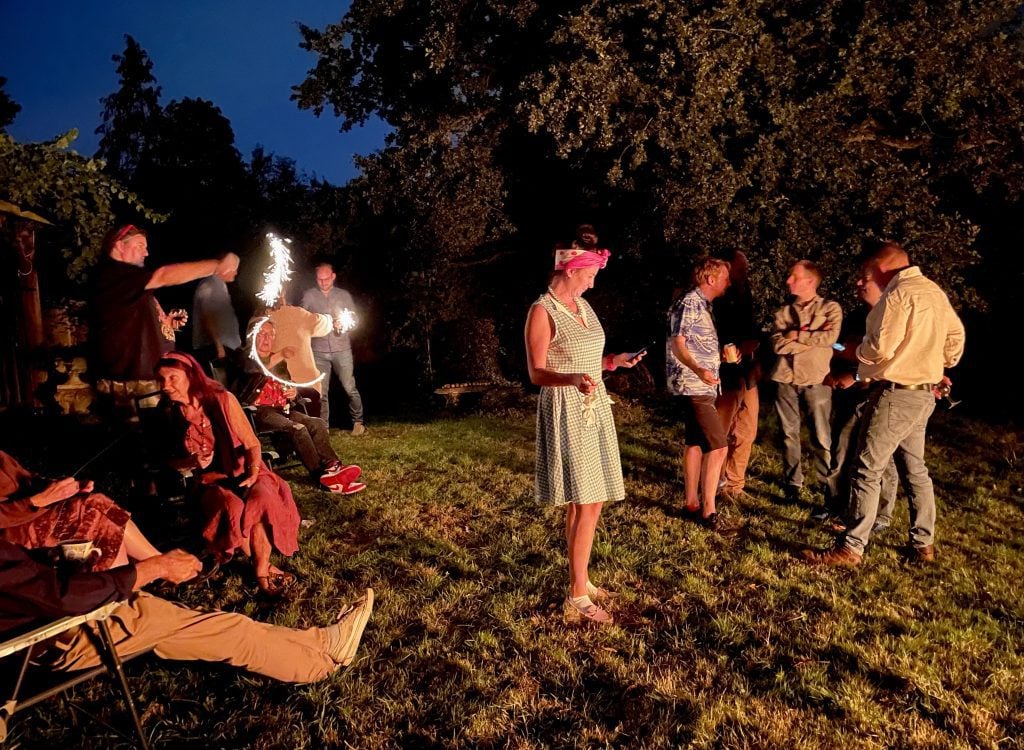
[320,465,362,490]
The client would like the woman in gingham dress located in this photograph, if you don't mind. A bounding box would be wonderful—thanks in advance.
[524,226,645,625]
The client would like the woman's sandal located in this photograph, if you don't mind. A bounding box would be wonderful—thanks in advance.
[586,581,619,602]
[564,595,614,625]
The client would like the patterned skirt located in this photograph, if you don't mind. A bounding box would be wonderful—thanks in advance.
[1,493,131,571]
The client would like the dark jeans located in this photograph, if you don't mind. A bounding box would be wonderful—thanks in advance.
[774,382,832,492]
[253,406,338,475]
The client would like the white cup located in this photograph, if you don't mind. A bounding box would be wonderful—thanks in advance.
[59,539,102,564]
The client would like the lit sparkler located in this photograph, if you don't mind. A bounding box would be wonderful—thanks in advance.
[257,232,293,307]
[247,316,325,389]
[251,232,325,388]
[334,307,357,334]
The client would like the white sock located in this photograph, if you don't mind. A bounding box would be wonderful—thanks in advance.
[568,594,595,611]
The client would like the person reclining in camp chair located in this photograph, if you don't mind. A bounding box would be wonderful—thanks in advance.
[0,539,373,682]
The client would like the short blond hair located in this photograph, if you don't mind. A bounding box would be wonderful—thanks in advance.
[692,257,730,287]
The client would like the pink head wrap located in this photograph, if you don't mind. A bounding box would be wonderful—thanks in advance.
[554,247,611,271]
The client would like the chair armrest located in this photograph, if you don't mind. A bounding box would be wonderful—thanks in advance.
[0,602,122,659]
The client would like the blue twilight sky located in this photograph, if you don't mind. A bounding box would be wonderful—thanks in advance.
[0,0,388,185]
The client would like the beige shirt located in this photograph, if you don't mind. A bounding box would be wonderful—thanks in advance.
[770,295,843,386]
[857,266,965,385]
[268,306,332,392]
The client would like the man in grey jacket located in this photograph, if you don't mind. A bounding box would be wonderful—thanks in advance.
[770,260,843,505]
[301,263,366,434]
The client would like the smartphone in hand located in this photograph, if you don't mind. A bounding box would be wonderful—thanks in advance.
[626,346,649,360]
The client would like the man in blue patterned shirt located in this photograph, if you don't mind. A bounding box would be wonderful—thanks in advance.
[667,257,732,531]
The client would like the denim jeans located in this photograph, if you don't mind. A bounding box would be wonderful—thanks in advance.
[844,387,936,554]
[774,383,832,491]
[826,387,898,521]
[313,349,364,426]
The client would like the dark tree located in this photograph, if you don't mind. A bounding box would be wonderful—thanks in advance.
[0,76,21,132]
[143,98,254,260]
[95,35,163,183]
[250,146,311,234]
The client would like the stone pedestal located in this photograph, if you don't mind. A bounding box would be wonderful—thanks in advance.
[54,357,94,415]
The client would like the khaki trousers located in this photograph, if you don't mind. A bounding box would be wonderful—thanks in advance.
[716,380,759,491]
[50,592,336,683]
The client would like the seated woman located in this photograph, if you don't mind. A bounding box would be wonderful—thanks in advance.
[156,351,301,597]
[0,451,161,570]
[240,318,365,495]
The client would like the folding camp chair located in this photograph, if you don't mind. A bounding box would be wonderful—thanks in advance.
[0,602,153,749]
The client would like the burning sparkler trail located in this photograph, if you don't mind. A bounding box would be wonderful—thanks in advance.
[248,316,326,388]
[250,233,326,388]
[258,232,293,307]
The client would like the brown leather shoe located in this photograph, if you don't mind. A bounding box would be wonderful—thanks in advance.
[801,544,862,568]
[906,544,935,564]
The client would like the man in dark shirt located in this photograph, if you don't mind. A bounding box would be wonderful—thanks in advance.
[90,224,240,418]
[714,250,762,500]
[0,540,373,682]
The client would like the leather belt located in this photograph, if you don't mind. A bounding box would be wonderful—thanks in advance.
[875,380,934,391]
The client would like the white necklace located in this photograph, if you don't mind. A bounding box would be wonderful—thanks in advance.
[547,287,586,324]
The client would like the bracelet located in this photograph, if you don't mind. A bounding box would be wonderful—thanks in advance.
[603,354,617,371]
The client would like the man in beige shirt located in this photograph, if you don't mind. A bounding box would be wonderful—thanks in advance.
[804,242,965,567]
[266,292,333,416]
[770,260,843,504]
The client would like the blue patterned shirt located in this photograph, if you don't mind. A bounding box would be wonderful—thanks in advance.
[666,288,720,396]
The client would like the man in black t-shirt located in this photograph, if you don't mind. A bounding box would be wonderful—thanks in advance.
[90,224,239,419]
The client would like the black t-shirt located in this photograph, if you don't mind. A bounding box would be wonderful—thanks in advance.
[90,257,163,381]
[714,284,761,389]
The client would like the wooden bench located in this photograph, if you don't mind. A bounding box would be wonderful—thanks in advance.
[433,381,496,407]
[0,602,152,749]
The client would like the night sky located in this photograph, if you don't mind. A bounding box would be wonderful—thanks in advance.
[0,0,387,185]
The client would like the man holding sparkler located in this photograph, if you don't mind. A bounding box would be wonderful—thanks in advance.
[301,263,366,435]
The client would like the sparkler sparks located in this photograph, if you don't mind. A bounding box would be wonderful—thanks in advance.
[334,308,357,333]
[257,232,293,307]
[250,233,325,388]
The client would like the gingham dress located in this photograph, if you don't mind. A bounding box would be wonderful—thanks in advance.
[533,293,626,506]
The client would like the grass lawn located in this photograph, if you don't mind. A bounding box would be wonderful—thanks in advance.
[9,399,1024,749]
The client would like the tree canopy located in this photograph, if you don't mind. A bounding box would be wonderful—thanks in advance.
[295,0,1024,337]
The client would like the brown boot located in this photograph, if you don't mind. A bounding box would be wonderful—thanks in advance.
[801,543,862,568]
[905,545,935,564]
